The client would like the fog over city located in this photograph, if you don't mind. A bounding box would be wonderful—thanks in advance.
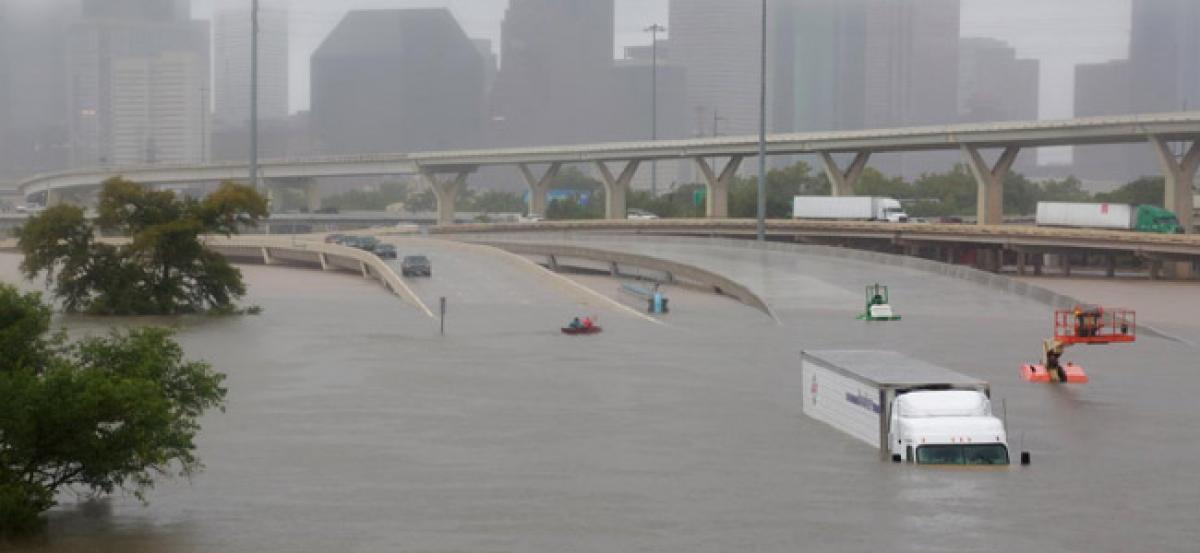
[0,0,1188,187]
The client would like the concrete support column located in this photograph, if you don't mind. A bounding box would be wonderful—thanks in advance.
[695,156,743,218]
[305,179,321,212]
[1150,137,1199,279]
[961,145,1019,226]
[420,171,471,226]
[1061,253,1072,277]
[318,253,330,271]
[45,190,62,207]
[1017,252,1027,276]
[261,247,272,265]
[1106,255,1117,278]
[360,261,370,279]
[594,160,641,219]
[518,162,562,217]
[819,151,871,197]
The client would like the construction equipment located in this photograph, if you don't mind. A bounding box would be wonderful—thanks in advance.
[1020,306,1136,384]
[857,283,901,321]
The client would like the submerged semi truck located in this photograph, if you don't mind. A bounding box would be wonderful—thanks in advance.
[802,350,1024,466]
[792,196,908,223]
[1035,201,1182,234]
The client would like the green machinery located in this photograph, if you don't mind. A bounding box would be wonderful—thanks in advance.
[857,284,901,321]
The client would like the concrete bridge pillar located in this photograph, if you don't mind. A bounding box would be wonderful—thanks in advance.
[45,190,63,208]
[304,179,321,212]
[1150,137,1199,279]
[820,151,871,197]
[961,145,1020,226]
[594,160,640,219]
[695,156,743,218]
[518,163,562,217]
[420,171,471,226]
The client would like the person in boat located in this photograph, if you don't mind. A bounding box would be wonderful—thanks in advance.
[582,317,593,329]
[568,317,582,329]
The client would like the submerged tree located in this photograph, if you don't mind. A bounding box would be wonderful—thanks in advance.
[18,178,267,315]
[0,285,227,535]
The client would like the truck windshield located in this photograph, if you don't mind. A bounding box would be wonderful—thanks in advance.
[916,444,1009,466]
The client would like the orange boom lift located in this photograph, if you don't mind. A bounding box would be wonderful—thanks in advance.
[1020,306,1136,384]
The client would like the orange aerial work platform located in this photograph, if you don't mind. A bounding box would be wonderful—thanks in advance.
[1021,306,1136,384]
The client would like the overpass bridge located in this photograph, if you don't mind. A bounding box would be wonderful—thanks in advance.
[428,219,1200,280]
[16,112,1200,232]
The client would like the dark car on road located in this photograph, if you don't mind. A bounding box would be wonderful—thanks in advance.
[325,233,347,244]
[374,244,397,259]
[401,255,431,277]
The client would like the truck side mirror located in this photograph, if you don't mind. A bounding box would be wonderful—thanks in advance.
[891,453,902,464]
[1020,451,1031,466]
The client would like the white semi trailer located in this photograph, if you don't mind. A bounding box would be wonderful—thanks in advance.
[792,196,908,222]
[802,350,1025,466]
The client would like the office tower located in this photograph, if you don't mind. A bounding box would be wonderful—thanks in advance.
[958,37,1039,123]
[66,1,209,166]
[311,9,485,155]
[213,2,289,128]
[492,0,615,146]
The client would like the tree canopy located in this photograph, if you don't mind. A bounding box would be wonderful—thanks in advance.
[0,285,226,535]
[17,178,267,315]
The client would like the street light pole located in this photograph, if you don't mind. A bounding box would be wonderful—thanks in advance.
[756,0,768,241]
[645,24,665,197]
[249,0,259,190]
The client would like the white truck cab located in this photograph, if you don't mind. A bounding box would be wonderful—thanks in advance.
[888,391,1009,465]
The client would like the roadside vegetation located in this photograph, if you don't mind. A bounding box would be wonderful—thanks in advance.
[0,285,227,536]
[17,178,268,315]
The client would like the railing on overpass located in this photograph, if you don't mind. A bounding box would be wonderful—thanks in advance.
[16,112,1200,231]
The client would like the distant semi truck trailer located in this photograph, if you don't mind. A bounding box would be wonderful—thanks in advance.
[792,196,908,223]
[802,350,1025,466]
[1035,201,1182,234]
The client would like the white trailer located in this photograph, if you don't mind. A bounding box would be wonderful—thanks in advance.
[792,196,908,222]
[1036,201,1134,230]
[801,350,1019,465]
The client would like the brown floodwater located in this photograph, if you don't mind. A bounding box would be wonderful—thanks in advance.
[1,237,1197,553]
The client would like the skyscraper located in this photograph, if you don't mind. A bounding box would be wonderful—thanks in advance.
[213,2,289,128]
[862,0,960,130]
[492,0,615,146]
[0,0,77,179]
[66,1,209,166]
[311,9,485,155]
[669,0,764,138]
[1073,59,1143,183]
[958,37,1039,123]
[772,0,866,133]
[1130,0,1200,114]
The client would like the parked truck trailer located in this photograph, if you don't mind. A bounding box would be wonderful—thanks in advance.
[1035,201,1182,234]
[792,196,908,222]
[802,350,1020,465]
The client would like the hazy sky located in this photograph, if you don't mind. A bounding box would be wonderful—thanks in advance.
[192,0,1132,123]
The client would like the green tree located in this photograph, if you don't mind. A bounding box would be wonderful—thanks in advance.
[463,190,526,214]
[1094,176,1165,206]
[0,285,226,535]
[910,165,977,216]
[1037,176,1092,203]
[17,178,267,315]
[729,161,825,218]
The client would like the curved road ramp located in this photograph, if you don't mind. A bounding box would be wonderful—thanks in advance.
[203,236,433,318]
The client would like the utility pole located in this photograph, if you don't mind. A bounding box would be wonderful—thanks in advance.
[645,24,665,197]
[756,0,768,241]
[200,86,208,162]
[249,0,259,189]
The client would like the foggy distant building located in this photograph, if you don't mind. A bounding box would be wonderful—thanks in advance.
[669,0,765,138]
[861,0,960,130]
[491,0,615,146]
[66,1,209,166]
[1073,60,1153,184]
[311,9,485,155]
[958,37,1039,123]
[0,0,77,180]
[214,2,289,129]
[1130,0,1200,114]
[472,39,499,100]
[606,55,688,189]
[772,0,866,133]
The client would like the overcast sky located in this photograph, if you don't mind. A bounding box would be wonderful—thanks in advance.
[192,0,1132,124]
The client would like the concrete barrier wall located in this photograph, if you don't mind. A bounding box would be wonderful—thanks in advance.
[471,240,775,318]
[204,237,432,318]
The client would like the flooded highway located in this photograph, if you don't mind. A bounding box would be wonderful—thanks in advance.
[2,235,1198,552]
